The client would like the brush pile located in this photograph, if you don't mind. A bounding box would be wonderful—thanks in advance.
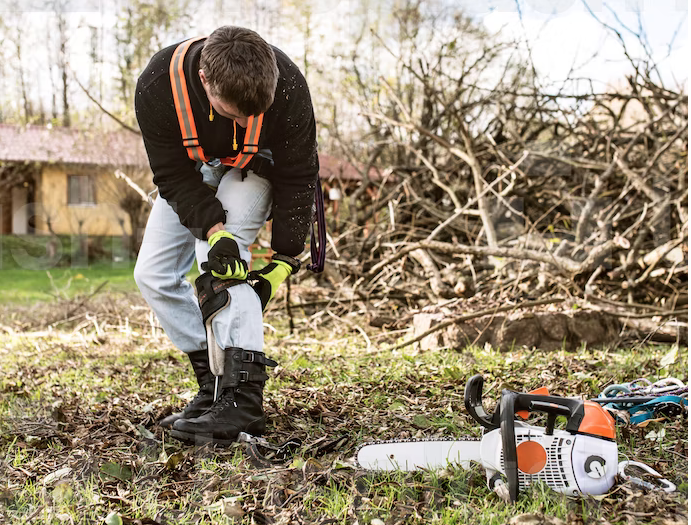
[303,12,687,345]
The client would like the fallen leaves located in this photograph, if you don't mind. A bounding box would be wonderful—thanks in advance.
[0,303,687,525]
[100,462,133,483]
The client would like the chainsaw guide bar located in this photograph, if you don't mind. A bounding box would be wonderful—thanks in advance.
[356,436,481,472]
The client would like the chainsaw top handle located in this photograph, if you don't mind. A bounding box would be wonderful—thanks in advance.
[509,390,616,440]
[464,376,614,437]
[464,376,596,433]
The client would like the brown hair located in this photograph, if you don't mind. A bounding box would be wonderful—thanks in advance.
[200,26,278,116]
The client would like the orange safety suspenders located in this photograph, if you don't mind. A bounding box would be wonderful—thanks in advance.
[169,37,264,170]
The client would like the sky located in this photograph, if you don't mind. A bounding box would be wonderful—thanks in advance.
[479,0,688,90]
[0,0,687,116]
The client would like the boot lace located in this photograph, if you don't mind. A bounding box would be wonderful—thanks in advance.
[206,388,238,415]
[184,383,213,408]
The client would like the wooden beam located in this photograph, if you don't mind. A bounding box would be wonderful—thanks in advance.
[0,188,12,234]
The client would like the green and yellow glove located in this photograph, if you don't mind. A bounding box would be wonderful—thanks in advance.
[202,230,249,280]
[248,254,300,310]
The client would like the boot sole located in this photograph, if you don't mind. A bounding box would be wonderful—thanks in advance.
[168,429,238,446]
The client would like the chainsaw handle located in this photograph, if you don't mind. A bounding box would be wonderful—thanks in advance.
[528,401,573,417]
[463,376,584,431]
[464,374,500,430]
[512,393,586,433]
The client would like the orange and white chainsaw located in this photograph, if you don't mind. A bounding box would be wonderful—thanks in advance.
[357,375,675,502]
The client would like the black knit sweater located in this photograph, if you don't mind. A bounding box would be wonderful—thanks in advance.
[134,38,318,257]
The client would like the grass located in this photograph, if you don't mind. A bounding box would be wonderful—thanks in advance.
[0,263,140,304]
[0,234,130,268]
[0,300,687,524]
[0,234,272,304]
[0,234,140,304]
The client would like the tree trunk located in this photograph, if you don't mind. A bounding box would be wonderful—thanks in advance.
[57,9,70,127]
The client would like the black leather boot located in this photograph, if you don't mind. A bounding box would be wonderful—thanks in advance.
[159,350,215,429]
[169,348,277,445]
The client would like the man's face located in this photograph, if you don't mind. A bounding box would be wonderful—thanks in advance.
[199,69,249,128]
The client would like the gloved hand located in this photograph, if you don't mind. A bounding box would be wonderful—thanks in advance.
[202,230,249,280]
[248,254,300,310]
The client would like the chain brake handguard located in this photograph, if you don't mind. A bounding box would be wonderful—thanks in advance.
[464,374,501,430]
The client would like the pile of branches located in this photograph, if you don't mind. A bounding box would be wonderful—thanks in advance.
[318,7,687,326]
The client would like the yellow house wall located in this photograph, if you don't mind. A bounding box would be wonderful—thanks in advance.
[34,164,138,236]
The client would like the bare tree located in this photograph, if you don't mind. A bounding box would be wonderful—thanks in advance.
[53,0,71,127]
[114,0,192,124]
[8,19,33,123]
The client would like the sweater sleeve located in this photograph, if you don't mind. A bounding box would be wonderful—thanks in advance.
[267,60,320,257]
[134,75,226,240]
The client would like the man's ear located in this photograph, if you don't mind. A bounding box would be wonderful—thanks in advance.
[199,69,208,85]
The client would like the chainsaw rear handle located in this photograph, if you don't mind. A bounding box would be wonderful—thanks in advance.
[512,392,586,432]
[464,374,500,430]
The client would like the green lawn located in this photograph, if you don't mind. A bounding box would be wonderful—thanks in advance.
[0,263,141,304]
[0,260,276,304]
[0,234,270,304]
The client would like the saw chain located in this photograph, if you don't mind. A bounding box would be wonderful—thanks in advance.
[355,435,481,455]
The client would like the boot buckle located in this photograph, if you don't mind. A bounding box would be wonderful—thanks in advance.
[242,351,256,363]
[238,370,250,383]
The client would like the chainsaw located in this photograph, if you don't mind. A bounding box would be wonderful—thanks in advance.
[357,375,675,502]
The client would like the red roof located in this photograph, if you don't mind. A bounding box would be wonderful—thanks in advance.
[318,153,385,182]
[0,124,149,167]
[0,125,383,182]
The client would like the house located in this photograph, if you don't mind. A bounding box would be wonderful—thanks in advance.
[0,124,150,236]
[317,153,394,233]
[318,152,390,199]
[0,124,388,239]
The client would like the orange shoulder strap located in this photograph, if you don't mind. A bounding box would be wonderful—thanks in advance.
[219,113,264,168]
[170,37,208,163]
[171,36,265,169]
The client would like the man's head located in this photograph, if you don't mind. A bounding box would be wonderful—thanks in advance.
[199,26,278,124]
